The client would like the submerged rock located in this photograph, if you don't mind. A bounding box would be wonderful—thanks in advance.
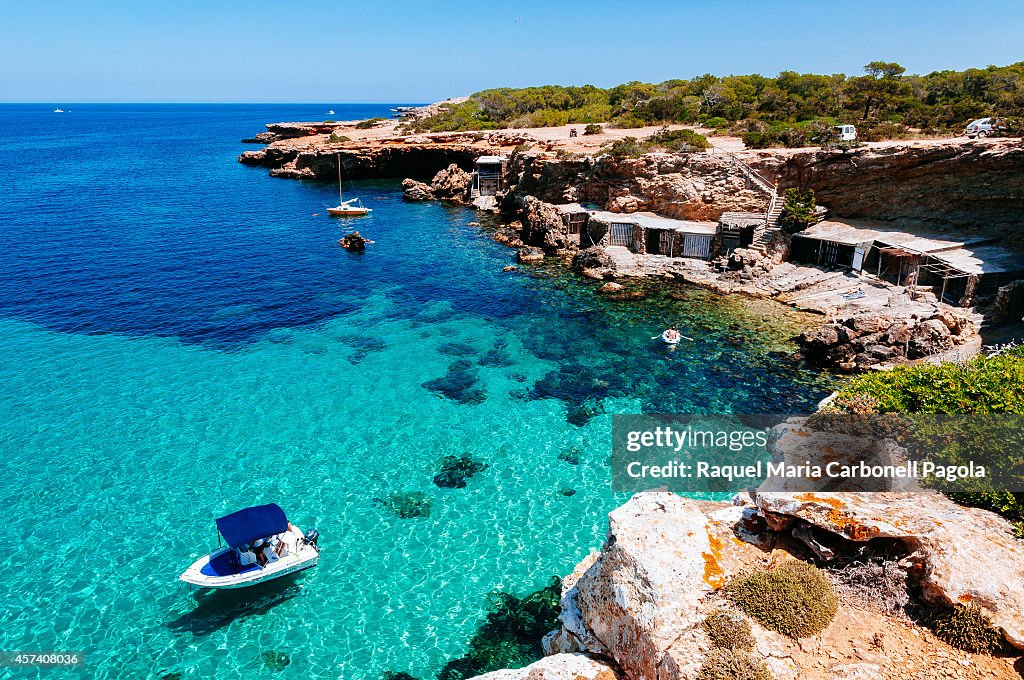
[423,360,487,405]
[433,454,489,488]
[260,651,291,672]
[374,491,432,519]
[557,447,581,465]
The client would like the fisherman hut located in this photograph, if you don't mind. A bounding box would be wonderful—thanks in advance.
[473,156,508,196]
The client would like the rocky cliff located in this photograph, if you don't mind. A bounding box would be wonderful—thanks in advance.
[749,141,1024,236]
[505,152,769,221]
[239,143,481,181]
[474,489,1024,680]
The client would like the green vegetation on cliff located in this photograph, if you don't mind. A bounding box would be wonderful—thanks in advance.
[405,61,1024,142]
[830,345,1024,532]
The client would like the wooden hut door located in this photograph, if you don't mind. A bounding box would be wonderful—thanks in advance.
[659,232,676,257]
[682,235,712,259]
[821,241,840,267]
[610,223,633,248]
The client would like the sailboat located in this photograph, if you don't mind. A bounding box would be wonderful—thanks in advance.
[54,106,65,113]
[327,154,371,217]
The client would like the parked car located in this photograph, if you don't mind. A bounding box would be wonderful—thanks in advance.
[964,117,1005,138]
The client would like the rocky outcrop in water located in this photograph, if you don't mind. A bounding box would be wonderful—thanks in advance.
[749,140,1024,236]
[240,144,480,181]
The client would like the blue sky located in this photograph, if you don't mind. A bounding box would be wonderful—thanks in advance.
[2,0,1023,102]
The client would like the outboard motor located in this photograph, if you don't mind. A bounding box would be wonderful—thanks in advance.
[302,528,320,552]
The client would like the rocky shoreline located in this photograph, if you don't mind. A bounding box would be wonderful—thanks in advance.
[239,120,1023,372]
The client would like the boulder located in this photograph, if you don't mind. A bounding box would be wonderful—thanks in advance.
[339,232,368,252]
[518,247,545,264]
[431,163,473,203]
[402,178,434,201]
[466,654,621,680]
[558,493,788,680]
[596,282,624,295]
[753,491,1024,649]
[521,197,573,249]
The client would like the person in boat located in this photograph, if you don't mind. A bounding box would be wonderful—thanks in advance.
[664,326,681,343]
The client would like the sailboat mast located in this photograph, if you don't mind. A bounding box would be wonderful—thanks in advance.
[342,154,350,204]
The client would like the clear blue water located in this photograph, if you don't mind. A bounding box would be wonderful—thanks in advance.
[0,104,834,679]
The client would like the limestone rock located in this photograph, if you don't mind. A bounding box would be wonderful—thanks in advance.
[562,494,751,680]
[753,491,1024,649]
[596,282,624,295]
[518,247,545,264]
[402,178,434,201]
[466,654,622,680]
[431,163,473,203]
[521,196,572,249]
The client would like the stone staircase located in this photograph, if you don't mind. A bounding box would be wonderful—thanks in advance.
[710,147,786,255]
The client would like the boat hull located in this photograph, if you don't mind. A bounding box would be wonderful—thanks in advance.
[661,332,680,345]
[180,545,319,590]
[327,207,371,217]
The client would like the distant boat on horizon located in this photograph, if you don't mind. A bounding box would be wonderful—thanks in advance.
[53,106,64,113]
[327,109,335,115]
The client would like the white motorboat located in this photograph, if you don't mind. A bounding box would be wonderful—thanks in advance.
[327,110,335,115]
[180,503,320,590]
[54,107,65,113]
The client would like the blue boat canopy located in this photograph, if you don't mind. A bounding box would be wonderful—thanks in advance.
[216,503,288,549]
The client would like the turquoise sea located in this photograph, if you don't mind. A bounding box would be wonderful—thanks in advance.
[0,104,834,679]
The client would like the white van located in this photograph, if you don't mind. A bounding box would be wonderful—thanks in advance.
[834,124,857,142]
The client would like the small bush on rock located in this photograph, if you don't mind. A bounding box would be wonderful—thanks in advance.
[727,561,838,638]
[583,123,603,135]
[926,604,1004,654]
[702,610,755,651]
[697,649,771,680]
[779,188,818,233]
[355,117,386,129]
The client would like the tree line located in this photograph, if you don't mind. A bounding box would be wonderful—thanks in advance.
[403,61,1024,145]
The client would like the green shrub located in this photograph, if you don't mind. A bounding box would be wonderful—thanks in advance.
[355,117,386,129]
[604,137,647,158]
[741,131,778,149]
[697,649,771,680]
[328,132,351,144]
[610,114,648,129]
[925,604,1004,654]
[727,561,838,638]
[702,611,755,651]
[831,346,1024,531]
[323,119,336,123]
[583,123,603,135]
[834,345,1024,415]
[704,116,729,129]
[779,188,818,233]
[648,127,711,151]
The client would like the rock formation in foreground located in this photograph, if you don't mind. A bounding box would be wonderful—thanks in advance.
[468,491,1024,680]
